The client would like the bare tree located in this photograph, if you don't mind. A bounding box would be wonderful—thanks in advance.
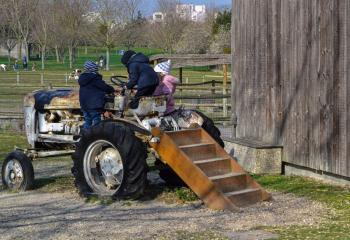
[118,11,147,49]
[4,0,39,63]
[121,0,143,21]
[175,23,211,54]
[147,0,187,53]
[49,4,68,64]
[32,0,52,70]
[54,0,91,69]
[90,0,125,70]
[209,27,231,54]
[0,7,17,65]
[156,0,179,13]
[147,18,187,53]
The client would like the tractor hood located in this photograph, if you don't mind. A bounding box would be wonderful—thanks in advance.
[24,89,80,112]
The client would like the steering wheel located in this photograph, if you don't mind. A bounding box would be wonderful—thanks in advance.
[110,75,128,87]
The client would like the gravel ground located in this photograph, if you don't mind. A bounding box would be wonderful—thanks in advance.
[0,158,329,240]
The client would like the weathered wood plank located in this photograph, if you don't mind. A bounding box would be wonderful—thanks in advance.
[232,0,350,178]
[308,0,321,171]
[346,0,350,178]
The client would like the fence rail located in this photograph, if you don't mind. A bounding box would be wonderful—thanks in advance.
[0,72,231,122]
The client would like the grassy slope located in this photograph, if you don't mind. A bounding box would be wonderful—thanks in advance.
[255,175,350,240]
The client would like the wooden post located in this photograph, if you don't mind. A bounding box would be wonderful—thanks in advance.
[65,72,68,85]
[223,64,228,87]
[179,67,183,97]
[211,80,216,95]
[16,72,19,85]
[40,73,44,85]
[179,67,183,83]
[223,64,228,117]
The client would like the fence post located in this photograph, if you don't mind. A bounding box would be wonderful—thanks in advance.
[179,67,183,83]
[223,89,228,118]
[211,80,216,95]
[223,64,228,118]
[65,72,68,85]
[16,72,20,85]
[40,73,44,85]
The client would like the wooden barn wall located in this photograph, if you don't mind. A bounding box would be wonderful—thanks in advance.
[232,0,350,177]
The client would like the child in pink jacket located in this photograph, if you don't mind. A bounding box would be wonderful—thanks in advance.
[153,60,180,115]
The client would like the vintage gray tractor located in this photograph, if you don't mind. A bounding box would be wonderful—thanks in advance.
[1,76,224,199]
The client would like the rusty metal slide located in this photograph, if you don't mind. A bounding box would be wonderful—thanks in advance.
[150,128,271,211]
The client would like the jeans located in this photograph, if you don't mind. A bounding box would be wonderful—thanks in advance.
[83,110,101,129]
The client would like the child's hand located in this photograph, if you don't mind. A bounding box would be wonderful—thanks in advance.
[103,111,113,118]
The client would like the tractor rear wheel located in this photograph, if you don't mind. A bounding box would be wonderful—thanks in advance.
[194,110,225,147]
[72,121,148,199]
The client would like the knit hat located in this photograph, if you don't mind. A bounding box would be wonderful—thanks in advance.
[121,50,136,66]
[154,60,172,75]
[84,60,99,73]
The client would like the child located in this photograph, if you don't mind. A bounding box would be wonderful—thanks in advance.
[153,60,180,115]
[121,50,159,109]
[13,60,19,71]
[31,62,36,71]
[78,60,114,129]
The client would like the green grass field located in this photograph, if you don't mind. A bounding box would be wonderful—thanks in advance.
[0,47,231,120]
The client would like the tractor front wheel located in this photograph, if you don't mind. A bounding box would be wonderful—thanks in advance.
[1,151,34,191]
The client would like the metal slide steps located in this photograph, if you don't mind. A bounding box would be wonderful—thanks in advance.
[150,128,271,211]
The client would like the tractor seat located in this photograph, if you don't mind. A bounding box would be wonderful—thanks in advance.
[126,95,167,117]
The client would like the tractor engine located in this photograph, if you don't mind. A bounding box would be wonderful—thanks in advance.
[37,110,83,136]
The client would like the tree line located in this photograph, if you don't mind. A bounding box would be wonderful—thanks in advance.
[0,0,231,70]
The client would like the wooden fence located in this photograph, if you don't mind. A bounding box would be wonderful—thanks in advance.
[232,0,350,178]
[0,72,231,122]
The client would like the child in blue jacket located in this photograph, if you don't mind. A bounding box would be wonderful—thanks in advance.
[78,60,114,129]
[121,50,159,109]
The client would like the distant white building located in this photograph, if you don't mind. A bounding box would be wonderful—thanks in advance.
[152,12,165,23]
[84,12,101,22]
[176,4,206,22]
[152,3,206,23]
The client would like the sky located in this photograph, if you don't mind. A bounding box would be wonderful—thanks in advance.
[141,0,232,16]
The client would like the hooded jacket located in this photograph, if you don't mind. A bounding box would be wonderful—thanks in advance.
[153,74,180,114]
[126,53,159,90]
[78,72,114,110]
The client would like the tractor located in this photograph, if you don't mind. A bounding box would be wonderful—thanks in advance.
[1,76,270,210]
[1,76,222,197]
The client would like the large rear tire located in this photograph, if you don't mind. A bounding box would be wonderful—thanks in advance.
[194,110,225,147]
[157,110,224,186]
[1,151,34,191]
[72,121,148,199]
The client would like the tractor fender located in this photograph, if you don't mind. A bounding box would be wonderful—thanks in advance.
[104,118,151,136]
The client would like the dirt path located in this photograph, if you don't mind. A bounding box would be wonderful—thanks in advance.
[0,185,328,239]
[0,158,328,240]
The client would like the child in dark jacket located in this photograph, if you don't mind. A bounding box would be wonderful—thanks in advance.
[121,50,159,109]
[79,60,114,129]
